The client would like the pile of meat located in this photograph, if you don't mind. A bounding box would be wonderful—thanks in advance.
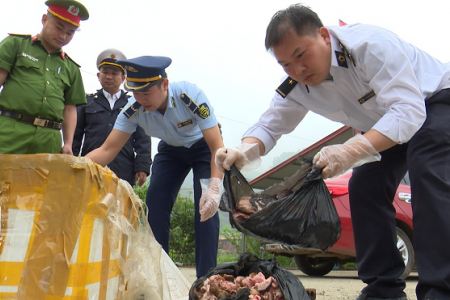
[193,272,284,300]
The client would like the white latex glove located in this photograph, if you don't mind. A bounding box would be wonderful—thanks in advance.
[215,143,262,172]
[199,177,223,222]
[313,134,381,179]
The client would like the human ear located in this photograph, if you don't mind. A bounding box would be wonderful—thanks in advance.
[163,78,169,91]
[319,27,331,44]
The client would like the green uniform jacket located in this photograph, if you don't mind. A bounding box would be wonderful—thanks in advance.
[0,34,86,154]
[0,34,86,121]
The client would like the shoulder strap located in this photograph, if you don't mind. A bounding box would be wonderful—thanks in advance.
[64,52,81,67]
[338,43,356,67]
[276,77,298,98]
[180,93,210,119]
[8,33,31,38]
[123,101,142,119]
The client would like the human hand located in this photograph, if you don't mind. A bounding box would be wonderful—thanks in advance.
[215,143,262,172]
[199,177,223,222]
[313,134,381,179]
[135,172,147,187]
[61,144,73,155]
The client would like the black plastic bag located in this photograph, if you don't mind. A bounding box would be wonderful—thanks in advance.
[189,252,310,300]
[220,157,341,250]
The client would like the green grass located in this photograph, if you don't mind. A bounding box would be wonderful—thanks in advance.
[217,251,240,265]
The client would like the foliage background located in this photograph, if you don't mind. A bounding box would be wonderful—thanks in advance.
[133,183,294,266]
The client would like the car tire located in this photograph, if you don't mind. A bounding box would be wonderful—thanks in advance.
[397,227,414,279]
[294,255,336,276]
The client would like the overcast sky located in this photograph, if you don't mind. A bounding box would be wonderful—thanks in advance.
[2,0,450,178]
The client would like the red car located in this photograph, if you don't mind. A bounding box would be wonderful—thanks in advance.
[262,171,414,278]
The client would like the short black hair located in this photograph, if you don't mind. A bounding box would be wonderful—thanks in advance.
[265,4,323,51]
[155,72,168,88]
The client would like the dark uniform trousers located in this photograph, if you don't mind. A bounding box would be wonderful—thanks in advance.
[349,88,450,300]
[146,138,219,278]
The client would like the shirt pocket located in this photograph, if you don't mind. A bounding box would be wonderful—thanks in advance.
[15,55,41,76]
[54,70,72,90]
[176,122,198,137]
[85,107,108,125]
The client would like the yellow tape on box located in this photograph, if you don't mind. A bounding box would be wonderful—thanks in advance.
[0,154,190,300]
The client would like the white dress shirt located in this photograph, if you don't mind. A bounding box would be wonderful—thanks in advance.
[102,89,122,109]
[244,23,450,155]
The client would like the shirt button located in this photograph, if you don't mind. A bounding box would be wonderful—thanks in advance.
[46,68,49,71]
[48,54,50,57]
[46,81,50,84]
[43,97,47,101]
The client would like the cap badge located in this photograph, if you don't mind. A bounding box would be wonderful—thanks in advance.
[110,54,116,59]
[125,65,138,72]
[67,5,80,16]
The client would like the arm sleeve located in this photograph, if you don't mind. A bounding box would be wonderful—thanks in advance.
[64,66,87,106]
[184,82,218,130]
[132,125,152,175]
[114,100,140,133]
[0,36,18,72]
[352,31,426,143]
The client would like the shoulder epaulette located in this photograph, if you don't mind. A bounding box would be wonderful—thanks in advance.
[339,43,355,67]
[85,93,97,100]
[276,77,298,98]
[85,93,98,103]
[123,101,142,119]
[8,33,31,38]
[64,52,81,67]
[180,93,210,119]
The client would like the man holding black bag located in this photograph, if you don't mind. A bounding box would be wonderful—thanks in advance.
[216,4,450,300]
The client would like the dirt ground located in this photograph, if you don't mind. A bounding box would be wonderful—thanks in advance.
[179,267,419,300]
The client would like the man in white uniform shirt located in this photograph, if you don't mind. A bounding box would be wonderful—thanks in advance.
[215,4,450,300]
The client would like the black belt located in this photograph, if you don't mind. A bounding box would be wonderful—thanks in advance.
[0,110,62,130]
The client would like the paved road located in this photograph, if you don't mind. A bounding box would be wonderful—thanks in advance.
[179,267,419,300]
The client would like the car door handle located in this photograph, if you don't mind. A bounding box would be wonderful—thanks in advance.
[399,193,411,203]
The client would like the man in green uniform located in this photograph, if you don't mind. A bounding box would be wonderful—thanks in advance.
[0,0,89,154]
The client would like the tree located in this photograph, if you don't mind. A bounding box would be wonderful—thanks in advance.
[134,182,196,263]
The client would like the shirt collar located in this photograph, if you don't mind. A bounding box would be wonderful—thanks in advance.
[330,34,343,68]
[102,89,121,101]
[167,83,175,109]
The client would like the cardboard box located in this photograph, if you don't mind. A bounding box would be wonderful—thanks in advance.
[0,154,190,300]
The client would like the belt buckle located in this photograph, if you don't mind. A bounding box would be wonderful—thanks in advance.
[33,118,47,127]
